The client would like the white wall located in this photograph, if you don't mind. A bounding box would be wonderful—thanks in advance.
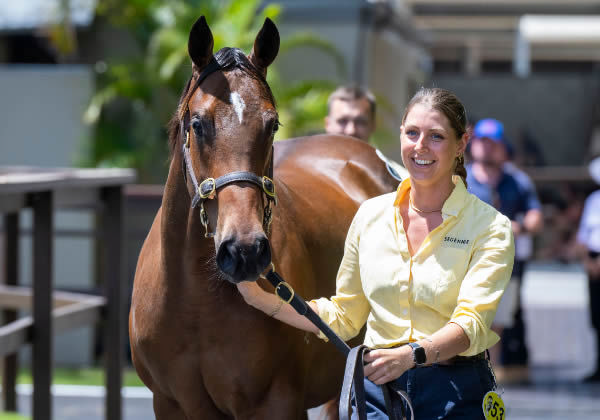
[276,17,429,161]
[0,65,93,167]
[0,65,97,366]
[367,27,428,161]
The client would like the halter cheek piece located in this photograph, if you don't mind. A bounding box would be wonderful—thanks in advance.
[180,59,277,238]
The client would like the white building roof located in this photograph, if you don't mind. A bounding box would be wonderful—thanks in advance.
[0,0,96,31]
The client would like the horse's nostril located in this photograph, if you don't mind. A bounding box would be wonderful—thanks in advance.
[257,238,265,254]
[216,239,238,277]
[217,236,271,282]
[256,236,271,273]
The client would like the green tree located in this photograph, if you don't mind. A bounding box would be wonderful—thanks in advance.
[84,0,345,183]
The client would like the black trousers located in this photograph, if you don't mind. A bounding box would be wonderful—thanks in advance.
[501,260,528,366]
[589,273,600,331]
[587,251,600,369]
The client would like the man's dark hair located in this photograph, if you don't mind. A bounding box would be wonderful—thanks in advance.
[327,85,376,120]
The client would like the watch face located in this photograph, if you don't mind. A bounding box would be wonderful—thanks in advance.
[414,346,426,364]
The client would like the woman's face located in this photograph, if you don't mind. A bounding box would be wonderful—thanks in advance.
[400,103,467,188]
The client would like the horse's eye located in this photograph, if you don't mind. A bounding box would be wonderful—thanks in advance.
[191,120,203,137]
[272,121,280,134]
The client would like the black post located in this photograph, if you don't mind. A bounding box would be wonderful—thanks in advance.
[2,213,19,412]
[32,191,53,420]
[102,186,124,420]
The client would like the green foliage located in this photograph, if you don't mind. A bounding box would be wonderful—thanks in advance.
[85,0,344,183]
[9,366,145,387]
[0,413,30,420]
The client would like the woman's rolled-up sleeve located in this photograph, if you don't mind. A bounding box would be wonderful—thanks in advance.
[449,215,515,356]
[311,213,370,342]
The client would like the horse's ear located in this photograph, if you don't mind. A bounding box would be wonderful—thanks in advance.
[249,18,280,76]
[188,16,214,72]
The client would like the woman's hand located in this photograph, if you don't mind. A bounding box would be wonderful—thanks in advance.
[236,279,322,335]
[363,346,413,385]
[236,281,263,306]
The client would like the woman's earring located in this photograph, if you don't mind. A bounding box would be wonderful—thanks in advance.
[456,153,464,165]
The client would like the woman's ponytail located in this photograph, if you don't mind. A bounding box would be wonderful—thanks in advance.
[454,154,467,188]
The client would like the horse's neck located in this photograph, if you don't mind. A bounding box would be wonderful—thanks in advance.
[161,152,194,260]
[160,153,225,294]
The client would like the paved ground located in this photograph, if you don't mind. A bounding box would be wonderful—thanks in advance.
[4,262,600,419]
[14,392,152,420]
[9,381,600,420]
[502,381,600,419]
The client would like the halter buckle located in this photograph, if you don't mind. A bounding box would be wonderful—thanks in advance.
[262,176,276,201]
[185,131,190,149]
[199,178,216,199]
[275,281,295,304]
[259,262,276,280]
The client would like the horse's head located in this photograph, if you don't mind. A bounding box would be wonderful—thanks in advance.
[177,16,280,283]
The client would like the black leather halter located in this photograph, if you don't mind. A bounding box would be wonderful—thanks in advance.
[179,59,277,238]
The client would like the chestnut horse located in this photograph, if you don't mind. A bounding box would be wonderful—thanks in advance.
[129,16,399,419]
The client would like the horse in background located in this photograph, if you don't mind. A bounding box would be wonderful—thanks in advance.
[129,16,398,419]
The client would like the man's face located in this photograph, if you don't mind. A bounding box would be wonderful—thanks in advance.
[325,98,374,142]
[470,137,504,167]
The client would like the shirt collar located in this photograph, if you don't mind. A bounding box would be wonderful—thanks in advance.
[393,175,468,218]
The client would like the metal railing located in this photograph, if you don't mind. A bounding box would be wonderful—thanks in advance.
[0,166,135,420]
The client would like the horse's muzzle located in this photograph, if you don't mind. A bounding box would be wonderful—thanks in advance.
[216,235,271,283]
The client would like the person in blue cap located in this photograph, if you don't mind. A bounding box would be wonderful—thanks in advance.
[466,118,543,382]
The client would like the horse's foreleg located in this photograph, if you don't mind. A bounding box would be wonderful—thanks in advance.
[153,392,187,420]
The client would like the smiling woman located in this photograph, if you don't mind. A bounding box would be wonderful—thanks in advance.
[240,87,516,419]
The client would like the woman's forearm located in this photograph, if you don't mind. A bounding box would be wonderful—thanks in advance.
[363,322,472,384]
[419,322,471,365]
[237,281,321,335]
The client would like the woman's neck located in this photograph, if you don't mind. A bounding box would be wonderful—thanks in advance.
[409,177,455,213]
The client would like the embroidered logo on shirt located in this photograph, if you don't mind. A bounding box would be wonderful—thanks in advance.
[442,236,470,249]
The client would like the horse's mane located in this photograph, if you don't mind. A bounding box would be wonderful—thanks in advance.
[167,47,276,159]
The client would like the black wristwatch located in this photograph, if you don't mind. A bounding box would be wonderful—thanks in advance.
[408,342,427,367]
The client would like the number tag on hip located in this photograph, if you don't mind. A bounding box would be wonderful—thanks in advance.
[482,390,505,420]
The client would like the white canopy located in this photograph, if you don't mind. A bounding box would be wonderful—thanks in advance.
[519,14,600,44]
[0,0,96,31]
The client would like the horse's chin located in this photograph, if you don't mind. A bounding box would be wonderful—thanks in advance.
[222,273,259,285]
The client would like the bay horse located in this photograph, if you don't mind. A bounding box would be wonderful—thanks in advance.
[129,16,399,419]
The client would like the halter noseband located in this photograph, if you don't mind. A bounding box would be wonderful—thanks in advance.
[180,59,277,238]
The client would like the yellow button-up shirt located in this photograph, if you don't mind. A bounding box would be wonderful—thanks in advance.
[313,176,514,356]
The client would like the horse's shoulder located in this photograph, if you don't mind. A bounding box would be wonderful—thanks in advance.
[355,192,396,219]
[274,134,375,160]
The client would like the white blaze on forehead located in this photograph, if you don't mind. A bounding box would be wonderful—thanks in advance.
[230,92,246,123]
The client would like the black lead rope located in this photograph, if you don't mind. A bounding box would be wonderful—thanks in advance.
[264,270,350,355]
[262,269,414,420]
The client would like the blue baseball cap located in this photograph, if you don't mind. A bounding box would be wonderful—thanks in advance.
[474,118,504,143]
